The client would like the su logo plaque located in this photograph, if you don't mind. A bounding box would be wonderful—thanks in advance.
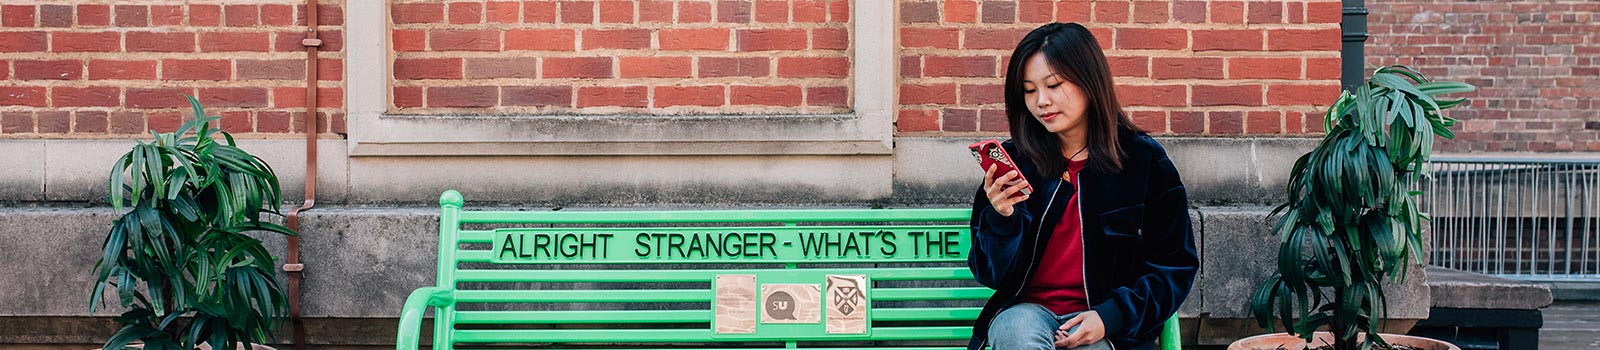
[760,284,821,324]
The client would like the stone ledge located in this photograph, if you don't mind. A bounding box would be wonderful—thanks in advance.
[1426,266,1554,310]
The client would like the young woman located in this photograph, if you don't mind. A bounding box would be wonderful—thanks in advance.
[966,23,1199,350]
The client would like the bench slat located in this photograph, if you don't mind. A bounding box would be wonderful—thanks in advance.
[455,290,710,303]
[872,288,993,301]
[471,348,967,350]
[458,209,970,224]
[452,327,972,343]
[455,310,710,324]
[872,307,982,321]
[452,267,976,282]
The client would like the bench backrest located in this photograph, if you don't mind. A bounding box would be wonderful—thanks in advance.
[432,190,987,350]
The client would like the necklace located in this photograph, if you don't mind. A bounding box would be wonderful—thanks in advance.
[1063,146,1087,181]
[1068,146,1088,161]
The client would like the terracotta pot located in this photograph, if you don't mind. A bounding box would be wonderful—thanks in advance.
[101,343,277,350]
[1228,332,1459,350]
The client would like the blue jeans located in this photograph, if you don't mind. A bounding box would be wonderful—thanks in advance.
[989,303,1113,350]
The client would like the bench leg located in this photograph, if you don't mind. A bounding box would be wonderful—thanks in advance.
[1500,328,1538,350]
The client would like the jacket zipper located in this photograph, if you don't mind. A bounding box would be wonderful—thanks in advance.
[1074,171,1116,350]
[981,178,1064,350]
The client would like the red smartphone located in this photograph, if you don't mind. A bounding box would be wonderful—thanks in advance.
[969,140,1032,198]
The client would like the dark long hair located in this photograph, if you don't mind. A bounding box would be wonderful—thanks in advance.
[1004,23,1138,177]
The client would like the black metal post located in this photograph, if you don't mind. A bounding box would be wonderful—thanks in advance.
[1341,0,1369,90]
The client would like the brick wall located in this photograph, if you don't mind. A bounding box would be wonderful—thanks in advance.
[896,0,1343,136]
[0,1,345,137]
[1368,1,1600,152]
[389,0,852,115]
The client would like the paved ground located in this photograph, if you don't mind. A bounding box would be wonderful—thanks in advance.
[1543,301,1600,349]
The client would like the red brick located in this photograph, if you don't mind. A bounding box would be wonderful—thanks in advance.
[679,1,713,22]
[0,87,48,107]
[943,0,977,22]
[1090,27,1113,49]
[0,31,47,52]
[902,28,959,49]
[449,2,483,24]
[660,28,729,50]
[198,87,268,108]
[1308,1,1340,23]
[76,5,110,26]
[543,57,613,78]
[979,109,1009,132]
[16,60,80,80]
[487,2,521,23]
[1116,28,1187,50]
[897,109,939,132]
[317,58,343,81]
[718,1,751,23]
[109,112,149,134]
[1193,29,1263,51]
[640,0,675,22]
[314,87,343,109]
[35,111,68,133]
[738,29,806,51]
[755,0,788,23]
[259,4,293,26]
[160,59,229,81]
[431,29,501,51]
[1305,57,1340,79]
[393,30,426,51]
[200,31,271,52]
[731,85,802,106]
[777,57,849,78]
[813,28,848,50]
[1173,1,1206,23]
[901,56,921,78]
[655,86,725,107]
[1170,111,1204,133]
[394,58,463,80]
[1209,111,1244,134]
[88,60,156,80]
[620,56,692,78]
[189,5,220,26]
[924,56,995,77]
[1247,1,1283,24]
[1131,111,1166,133]
[506,29,576,51]
[1285,111,1306,133]
[51,32,119,52]
[560,1,594,24]
[428,86,498,108]
[942,109,977,131]
[1228,57,1301,79]
[807,86,848,107]
[584,29,651,49]
[1133,1,1169,23]
[1247,111,1283,133]
[520,1,556,22]
[39,5,72,27]
[899,83,957,105]
[792,0,827,23]
[224,5,259,27]
[216,111,250,133]
[393,86,423,108]
[465,57,537,79]
[392,3,443,24]
[1212,2,1244,24]
[74,111,108,132]
[150,5,185,26]
[1287,2,1303,23]
[1094,1,1128,23]
[698,57,769,78]
[1268,29,1340,51]
[256,111,289,133]
[1116,85,1187,107]
[1018,0,1053,22]
[52,87,120,107]
[126,88,192,108]
[577,86,648,107]
[965,28,1030,50]
[1108,56,1148,77]
[1267,84,1340,105]
[827,0,849,21]
[1151,57,1223,79]
[2,112,34,134]
[959,84,1003,105]
[126,31,194,52]
[981,1,1015,23]
[598,1,633,23]
[1056,1,1091,22]
[503,86,572,107]
[1192,84,1263,106]
[111,5,146,27]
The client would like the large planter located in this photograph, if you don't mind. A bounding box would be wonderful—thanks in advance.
[1228,332,1459,350]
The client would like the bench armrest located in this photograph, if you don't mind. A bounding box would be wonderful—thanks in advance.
[397,287,451,350]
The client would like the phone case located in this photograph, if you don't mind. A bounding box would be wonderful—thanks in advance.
[968,140,1033,197]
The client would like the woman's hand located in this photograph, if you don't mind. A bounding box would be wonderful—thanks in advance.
[1053,311,1106,348]
[983,164,1029,217]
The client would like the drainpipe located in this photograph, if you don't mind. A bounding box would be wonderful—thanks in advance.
[1341,0,1369,90]
[284,0,320,349]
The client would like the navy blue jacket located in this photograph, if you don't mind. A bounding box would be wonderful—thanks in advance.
[967,129,1198,350]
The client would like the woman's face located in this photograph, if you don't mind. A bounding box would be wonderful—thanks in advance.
[1021,52,1089,136]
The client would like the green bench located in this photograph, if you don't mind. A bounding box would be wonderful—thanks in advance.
[397,190,1180,350]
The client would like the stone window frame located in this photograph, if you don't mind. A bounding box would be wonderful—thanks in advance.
[344,1,896,157]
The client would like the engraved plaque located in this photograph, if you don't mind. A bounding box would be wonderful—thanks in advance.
[714,275,757,334]
[825,275,868,334]
[760,284,821,324]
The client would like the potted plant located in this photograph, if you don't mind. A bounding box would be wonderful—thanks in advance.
[91,96,297,350]
[1238,66,1476,350]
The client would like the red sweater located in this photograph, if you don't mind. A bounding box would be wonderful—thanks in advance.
[1017,158,1088,315]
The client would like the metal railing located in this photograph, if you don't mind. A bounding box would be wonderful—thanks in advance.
[1423,156,1600,282]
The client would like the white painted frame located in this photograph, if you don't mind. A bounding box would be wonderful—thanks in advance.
[345,0,895,156]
